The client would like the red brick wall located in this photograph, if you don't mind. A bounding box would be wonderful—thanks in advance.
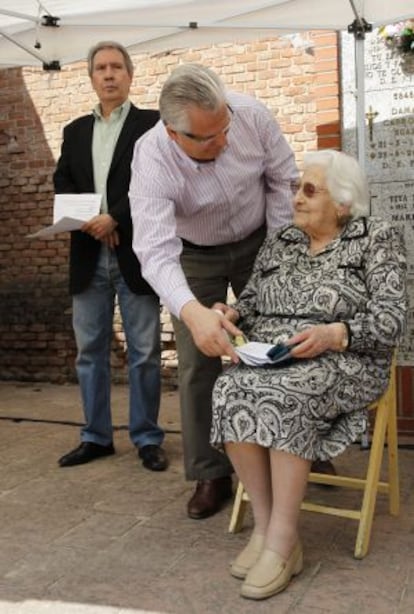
[313,32,341,149]
[0,33,340,384]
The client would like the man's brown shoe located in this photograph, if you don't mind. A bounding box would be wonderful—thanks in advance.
[187,476,233,519]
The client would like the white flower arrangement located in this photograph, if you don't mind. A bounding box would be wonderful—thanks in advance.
[379,20,414,54]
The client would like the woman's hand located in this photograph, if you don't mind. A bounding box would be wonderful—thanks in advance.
[288,323,348,358]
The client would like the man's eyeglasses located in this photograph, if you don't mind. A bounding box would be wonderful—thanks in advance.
[177,104,233,145]
[290,181,328,198]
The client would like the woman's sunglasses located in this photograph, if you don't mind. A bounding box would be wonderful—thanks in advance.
[290,181,328,198]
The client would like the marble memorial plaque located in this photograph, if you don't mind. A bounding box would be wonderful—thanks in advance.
[341,29,414,365]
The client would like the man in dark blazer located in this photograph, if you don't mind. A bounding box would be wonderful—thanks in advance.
[54,41,167,471]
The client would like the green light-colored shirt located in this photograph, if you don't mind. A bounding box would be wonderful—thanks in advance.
[92,100,131,213]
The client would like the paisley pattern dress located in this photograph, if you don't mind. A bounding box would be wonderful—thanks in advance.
[210,217,407,460]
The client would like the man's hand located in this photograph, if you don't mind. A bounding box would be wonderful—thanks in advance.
[180,300,242,362]
[101,230,120,249]
[81,214,118,241]
[211,302,240,324]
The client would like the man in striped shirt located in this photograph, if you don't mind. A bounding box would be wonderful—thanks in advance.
[130,64,297,519]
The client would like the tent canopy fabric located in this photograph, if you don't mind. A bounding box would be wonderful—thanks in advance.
[0,0,411,69]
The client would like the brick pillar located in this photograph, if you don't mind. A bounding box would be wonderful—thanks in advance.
[312,31,341,150]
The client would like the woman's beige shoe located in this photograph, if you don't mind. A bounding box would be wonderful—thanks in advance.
[230,533,265,579]
[240,542,303,600]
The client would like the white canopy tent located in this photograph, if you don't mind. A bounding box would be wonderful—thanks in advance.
[0,1,411,68]
[0,0,412,167]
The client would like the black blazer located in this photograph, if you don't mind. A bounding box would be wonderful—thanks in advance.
[53,104,159,295]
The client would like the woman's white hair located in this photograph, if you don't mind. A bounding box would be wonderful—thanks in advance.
[303,149,369,217]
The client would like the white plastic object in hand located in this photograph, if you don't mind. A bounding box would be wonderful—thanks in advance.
[213,308,225,317]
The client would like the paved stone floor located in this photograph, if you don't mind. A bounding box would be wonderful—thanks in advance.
[0,380,413,614]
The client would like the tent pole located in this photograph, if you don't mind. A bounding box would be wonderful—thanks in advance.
[354,36,366,173]
[347,6,372,173]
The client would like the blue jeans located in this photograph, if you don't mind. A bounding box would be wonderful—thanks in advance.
[72,246,163,449]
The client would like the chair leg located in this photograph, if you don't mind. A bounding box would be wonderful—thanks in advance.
[229,481,248,533]
[228,357,399,558]
[386,367,400,516]
[354,398,388,559]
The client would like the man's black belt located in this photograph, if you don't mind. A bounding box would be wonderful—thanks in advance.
[180,224,266,251]
[181,238,216,250]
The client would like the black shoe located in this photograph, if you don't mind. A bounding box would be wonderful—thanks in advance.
[310,459,337,489]
[311,459,337,475]
[187,476,233,520]
[138,445,168,471]
[58,442,115,467]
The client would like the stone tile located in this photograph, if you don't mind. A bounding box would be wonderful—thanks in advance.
[0,381,413,614]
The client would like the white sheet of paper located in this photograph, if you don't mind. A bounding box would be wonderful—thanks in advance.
[235,342,275,366]
[52,193,101,224]
[27,193,101,238]
[235,341,296,367]
[27,217,88,238]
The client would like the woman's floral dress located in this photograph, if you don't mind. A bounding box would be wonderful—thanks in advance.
[210,217,407,460]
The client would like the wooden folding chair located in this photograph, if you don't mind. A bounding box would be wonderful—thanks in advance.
[228,357,399,559]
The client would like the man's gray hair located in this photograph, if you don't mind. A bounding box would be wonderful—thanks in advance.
[87,41,134,78]
[303,150,369,217]
[159,64,227,132]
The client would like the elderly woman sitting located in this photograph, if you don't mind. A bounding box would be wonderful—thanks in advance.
[210,150,407,601]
